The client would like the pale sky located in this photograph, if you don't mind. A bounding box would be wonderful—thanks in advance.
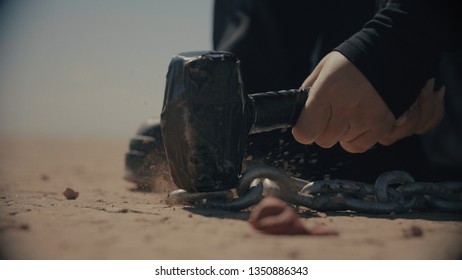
[0,0,213,139]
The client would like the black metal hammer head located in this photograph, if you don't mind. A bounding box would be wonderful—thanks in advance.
[160,51,253,193]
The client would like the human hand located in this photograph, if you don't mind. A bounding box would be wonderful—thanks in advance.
[379,78,445,146]
[292,51,396,153]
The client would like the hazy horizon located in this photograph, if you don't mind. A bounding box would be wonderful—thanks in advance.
[0,0,213,139]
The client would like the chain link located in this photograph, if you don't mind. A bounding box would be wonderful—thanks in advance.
[167,165,462,213]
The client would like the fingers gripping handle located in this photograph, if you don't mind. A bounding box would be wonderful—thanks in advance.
[249,88,310,134]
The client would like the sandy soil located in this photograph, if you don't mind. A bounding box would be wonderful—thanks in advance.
[0,138,461,259]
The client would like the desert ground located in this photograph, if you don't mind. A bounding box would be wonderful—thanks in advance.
[0,137,461,259]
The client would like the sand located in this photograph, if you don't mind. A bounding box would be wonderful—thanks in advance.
[0,137,461,259]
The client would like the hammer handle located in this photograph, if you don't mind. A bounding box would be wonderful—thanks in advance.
[249,88,309,134]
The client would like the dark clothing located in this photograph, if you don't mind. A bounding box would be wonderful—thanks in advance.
[214,0,375,94]
[335,0,460,116]
[422,50,462,179]
[213,0,461,182]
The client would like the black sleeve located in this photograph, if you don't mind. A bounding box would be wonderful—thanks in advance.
[335,0,458,117]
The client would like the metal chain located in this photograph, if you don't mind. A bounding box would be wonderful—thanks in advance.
[167,165,462,213]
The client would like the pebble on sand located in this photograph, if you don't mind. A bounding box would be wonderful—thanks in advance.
[63,187,79,200]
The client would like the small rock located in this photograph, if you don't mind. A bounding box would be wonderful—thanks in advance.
[404,225,424,238]
[411,225,423,236]
[19,223,30,231]
[63,187,79,200]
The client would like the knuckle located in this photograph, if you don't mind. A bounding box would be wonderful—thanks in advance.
[340,141,370,153]
[291,127,314,145]
[315,138,336,149]
[379,135,396,146]
[379,139,394,146]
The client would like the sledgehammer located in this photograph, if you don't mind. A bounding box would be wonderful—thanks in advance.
[160,51,309,193]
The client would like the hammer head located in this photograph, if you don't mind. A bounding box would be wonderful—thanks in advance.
[160,51,253,193]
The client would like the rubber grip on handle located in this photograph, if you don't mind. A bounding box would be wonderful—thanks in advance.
[249,88,309,134]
